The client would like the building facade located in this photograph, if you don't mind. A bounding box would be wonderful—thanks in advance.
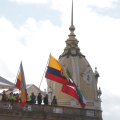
[46,0,102,118]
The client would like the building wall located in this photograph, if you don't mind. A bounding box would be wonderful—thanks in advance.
[0,101,103,120]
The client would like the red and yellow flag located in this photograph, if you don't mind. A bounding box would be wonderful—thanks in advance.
[15,62,27,107]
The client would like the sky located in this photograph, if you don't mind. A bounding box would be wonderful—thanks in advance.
[0,0,120,119]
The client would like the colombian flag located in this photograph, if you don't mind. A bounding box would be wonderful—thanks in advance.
[45,55,76,87]
[15,62,27,107]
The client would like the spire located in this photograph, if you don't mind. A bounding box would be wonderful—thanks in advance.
[59,0,85,59]
[71,0,73,25]
[69,0,75,33]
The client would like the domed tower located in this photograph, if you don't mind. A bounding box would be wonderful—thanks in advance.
[47,1,102,110]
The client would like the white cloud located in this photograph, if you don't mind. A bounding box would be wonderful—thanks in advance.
[9,0,49,4]
[0,17,65,91]
[102,88,120,119]
[0,17,25,78]
[83,0,117,8]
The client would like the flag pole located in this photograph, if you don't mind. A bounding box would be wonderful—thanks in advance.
[19,90,20,103]
[39,53,51,90]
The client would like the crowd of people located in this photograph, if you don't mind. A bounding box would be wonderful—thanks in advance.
[0,90,57,105]
[0,90,19,102]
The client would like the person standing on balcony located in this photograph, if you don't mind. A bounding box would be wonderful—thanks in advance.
[1,90,7,101]
[30,92,36,103]
[37,93,42,105]
[7,92,12,101]
[51,96,57,105]
[27,94,31,103]
[12,94,17,101]
[44,94,48,105]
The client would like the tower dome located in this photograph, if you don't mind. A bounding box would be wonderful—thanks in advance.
[47,1,101,110]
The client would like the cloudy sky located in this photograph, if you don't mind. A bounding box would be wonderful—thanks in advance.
[0,0,120,119]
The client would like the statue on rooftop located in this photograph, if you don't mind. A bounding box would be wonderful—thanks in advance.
[97,87,102,100]
[48,86,52,104]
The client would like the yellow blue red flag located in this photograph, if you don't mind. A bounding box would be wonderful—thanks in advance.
[45,55,76,87]
[15,62,27,107]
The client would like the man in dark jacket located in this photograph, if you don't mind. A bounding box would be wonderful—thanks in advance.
[37,93,42,104]
[44,94,48,105]
[51,96,57,105]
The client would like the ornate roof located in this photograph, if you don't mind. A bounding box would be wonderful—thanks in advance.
[59,1,85,59]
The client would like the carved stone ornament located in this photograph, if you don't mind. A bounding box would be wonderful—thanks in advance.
[86,110,94,117]
[83,73,92,84]
[66,42,77,48]
[3,103,12,109]
[23,105,32,111]
[59,49,85,59]
[82,67,92,84]
[53,107,63,114]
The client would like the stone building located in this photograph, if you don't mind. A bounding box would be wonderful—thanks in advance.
[0,1,102,120]
[46,0,102,119]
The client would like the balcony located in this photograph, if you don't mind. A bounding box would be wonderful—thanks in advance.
[0,101,102,120]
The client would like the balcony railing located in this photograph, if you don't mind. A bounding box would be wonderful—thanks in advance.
[0,101,102,119]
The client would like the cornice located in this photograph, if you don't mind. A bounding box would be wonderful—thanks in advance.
[59,49,85,59]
